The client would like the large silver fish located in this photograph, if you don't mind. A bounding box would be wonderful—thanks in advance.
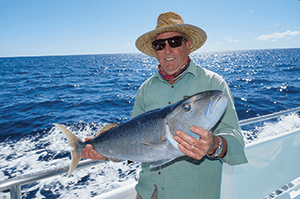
[54,90,228,175]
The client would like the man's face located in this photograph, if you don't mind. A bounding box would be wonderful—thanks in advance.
[153,32,191,75]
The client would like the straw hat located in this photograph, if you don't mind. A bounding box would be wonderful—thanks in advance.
[135,11,207,58]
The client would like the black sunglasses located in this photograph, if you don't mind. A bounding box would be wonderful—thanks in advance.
[152,36,188,51]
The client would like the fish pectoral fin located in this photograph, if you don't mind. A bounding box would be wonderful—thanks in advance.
[160,134,166,142]
[141,141,166,149]
[141,136,168,148]
[150,158,177,168]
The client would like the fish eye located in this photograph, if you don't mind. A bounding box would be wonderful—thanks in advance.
[182,103,191,112]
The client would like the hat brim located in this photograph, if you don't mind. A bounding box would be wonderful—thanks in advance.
[135,24,207,57]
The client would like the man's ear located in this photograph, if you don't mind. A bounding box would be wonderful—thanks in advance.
[152,48,158,58]
[186,40,192,55]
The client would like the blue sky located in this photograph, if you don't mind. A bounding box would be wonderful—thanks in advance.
[1,0,299,57]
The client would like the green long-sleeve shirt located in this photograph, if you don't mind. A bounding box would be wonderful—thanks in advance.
[131,60,248,199]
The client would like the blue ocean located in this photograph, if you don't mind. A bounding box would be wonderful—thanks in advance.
[1,48,300,198]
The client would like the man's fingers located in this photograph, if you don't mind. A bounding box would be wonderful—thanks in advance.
[190,126,212,140]
[174,130,202,149]
[81,137,107,161]
[177,142,205,160]
[85,136,93,142]
[81,144,92,159]
[173,128,214,160]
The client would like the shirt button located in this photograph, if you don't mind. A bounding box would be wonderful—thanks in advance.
[168,101,171,104]
[158,171,161,175]
[171,85,174,88]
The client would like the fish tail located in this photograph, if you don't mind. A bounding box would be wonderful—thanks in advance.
[54,123,82,175]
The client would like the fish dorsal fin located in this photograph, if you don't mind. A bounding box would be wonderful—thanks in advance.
[96,123,121,136]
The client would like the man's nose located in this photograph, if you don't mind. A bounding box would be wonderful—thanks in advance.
[164,42,172,54]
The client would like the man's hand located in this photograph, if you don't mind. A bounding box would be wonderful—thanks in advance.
[173,126,227,159]
[81,137,106,160]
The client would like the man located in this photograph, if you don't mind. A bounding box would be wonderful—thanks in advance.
[82,11,248,199]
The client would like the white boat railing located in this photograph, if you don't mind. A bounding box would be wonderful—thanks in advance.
[0,160,106,199]
[239,106,300,126]
[1,106,300,199]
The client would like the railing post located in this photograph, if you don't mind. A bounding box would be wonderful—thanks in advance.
[10,185,21,199]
